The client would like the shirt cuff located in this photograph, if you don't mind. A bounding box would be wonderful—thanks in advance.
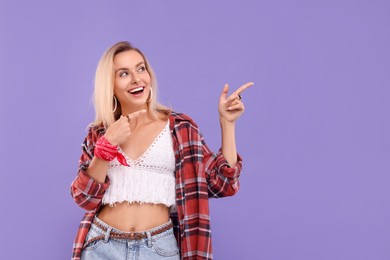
[75,170,110,197]
[215,149,243,179]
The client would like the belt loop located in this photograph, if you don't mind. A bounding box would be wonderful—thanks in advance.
[146,231,152,248]
[104,227,112,243]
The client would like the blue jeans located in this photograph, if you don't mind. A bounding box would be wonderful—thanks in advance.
[81,216,180,260]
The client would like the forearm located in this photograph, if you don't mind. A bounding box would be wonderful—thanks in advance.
[71,155,110,210]
[85,156,110,183]
[220,118,238,167]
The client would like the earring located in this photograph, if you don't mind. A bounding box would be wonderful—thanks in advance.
[113,96,118,112]
[146,87,153,103]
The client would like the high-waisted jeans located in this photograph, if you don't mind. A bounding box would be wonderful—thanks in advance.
[81,216,180,260]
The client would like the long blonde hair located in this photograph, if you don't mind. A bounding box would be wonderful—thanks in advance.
[91,41,171,128]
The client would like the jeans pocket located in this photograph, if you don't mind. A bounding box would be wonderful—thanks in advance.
[152,232,180,257]
[83,226,105,252]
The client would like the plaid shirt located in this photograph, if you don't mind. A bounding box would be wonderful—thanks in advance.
[70,112,243,260]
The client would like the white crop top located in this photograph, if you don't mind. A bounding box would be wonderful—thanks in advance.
[102,121,176,207]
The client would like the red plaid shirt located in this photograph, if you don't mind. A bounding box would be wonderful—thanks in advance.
[70,112,243,259]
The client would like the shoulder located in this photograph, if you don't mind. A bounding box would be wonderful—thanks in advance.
[169,112,207,149]
[170,111,194,122]
[170,111,199,129]
[84,123,106,142]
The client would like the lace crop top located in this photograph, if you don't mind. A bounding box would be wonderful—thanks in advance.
[102,121,176,207]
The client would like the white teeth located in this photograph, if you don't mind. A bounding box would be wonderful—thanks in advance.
[129,87,144,93]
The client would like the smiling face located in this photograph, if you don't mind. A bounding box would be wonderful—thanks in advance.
[113,50,151,114]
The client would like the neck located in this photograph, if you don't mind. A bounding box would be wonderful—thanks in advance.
[121,103,149,117]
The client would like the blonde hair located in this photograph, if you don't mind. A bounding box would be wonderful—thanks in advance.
[91,41,171,128]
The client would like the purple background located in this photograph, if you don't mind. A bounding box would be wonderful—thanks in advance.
[1,1,389,259]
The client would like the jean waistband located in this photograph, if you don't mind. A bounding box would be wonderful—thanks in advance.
[92,216,173,240]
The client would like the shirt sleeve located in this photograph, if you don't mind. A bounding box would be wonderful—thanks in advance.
[70,126,110,211]
[199,131,243,198]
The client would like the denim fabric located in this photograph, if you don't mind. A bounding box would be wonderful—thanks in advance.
[81,217,180,260]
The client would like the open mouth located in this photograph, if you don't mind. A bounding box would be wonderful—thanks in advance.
[128,86,145,95]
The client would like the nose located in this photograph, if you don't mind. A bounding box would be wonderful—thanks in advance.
[131,74,141,84]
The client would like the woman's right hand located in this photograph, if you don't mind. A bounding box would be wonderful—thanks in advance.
[103,109,146,145]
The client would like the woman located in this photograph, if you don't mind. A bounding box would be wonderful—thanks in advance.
[70,41,252,260]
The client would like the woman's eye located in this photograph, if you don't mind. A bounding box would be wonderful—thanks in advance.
[119,71,129,77]
[138,66,146,73]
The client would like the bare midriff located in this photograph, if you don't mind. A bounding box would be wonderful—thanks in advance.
[97,202,170,232]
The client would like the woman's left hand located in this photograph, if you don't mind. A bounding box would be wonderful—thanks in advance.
[219,82,253,123]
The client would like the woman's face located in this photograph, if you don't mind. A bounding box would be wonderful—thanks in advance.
[113,50,151,111]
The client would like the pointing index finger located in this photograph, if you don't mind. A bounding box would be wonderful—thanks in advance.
[234,82,254,96]
[225,82,254,103]
[127,109,147,120]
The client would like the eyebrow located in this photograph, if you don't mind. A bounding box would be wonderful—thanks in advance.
[115,62,145,73]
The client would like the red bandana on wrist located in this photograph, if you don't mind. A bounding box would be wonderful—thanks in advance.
[94,136,129,167]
